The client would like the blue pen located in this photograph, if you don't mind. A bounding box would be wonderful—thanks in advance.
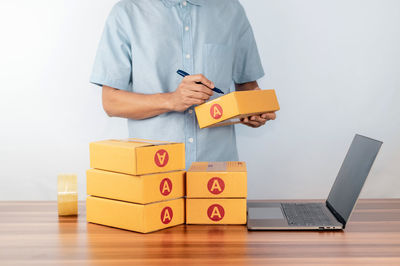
[177,70,224,94]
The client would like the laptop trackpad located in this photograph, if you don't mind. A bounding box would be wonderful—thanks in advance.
[249,207,284,220]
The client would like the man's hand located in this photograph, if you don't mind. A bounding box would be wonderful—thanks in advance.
[235,81,277,128]
[240,112,276,128]
[168,74,214,112]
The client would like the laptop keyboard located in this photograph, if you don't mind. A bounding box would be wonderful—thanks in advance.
[281,203,335,227]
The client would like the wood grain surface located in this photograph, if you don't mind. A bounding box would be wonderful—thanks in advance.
[0,199,399,265]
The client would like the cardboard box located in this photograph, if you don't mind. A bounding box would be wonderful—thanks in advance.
[87,196,185,233]
[187,162,247,198]
[195,89,280,129]
[87,169,185,204]
[186,198,247,224]
[89,138,185,175]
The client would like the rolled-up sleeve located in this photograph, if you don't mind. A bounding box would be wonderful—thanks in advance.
[90,4,132,91]
[233,4,265,84]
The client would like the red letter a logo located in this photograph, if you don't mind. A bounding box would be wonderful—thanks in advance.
[210,104,223,119]
[154,149,169,167]
[161,207,173,224]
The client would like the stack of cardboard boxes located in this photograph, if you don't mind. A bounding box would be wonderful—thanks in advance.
[86,139,186,233]
[186,162,247,224]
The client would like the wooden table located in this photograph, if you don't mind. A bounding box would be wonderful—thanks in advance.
[0,199,399,265]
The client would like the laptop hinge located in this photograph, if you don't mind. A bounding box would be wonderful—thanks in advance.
[326,200,347,228]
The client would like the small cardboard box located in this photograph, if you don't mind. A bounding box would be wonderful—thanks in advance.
[195,89,280,129]
[187,162,247,198]
[89,138,185,175]
[87,169,186,204]
[86,196,185,233]
[186,198,247,225]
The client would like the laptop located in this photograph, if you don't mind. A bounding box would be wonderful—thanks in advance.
[247,134,383,230]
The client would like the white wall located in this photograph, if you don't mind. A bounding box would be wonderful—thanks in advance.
[0,0,399,200]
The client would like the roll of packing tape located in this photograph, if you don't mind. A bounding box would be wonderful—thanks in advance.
[58,174,78,216]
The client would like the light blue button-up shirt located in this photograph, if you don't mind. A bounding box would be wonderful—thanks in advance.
[90,0,264,169]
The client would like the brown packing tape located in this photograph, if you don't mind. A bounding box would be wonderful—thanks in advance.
[58,174,78,216]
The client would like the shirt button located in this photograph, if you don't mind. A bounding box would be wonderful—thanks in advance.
[188,109,193,114]
[188,138,194,143]
[186,54,191,59]
[185,26,189,31]
[182,1,187,6]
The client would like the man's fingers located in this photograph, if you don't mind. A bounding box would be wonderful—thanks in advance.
[261,112,276,120]
[240,117,260,127]
[190,84,214,96]
[240,112,277,128]
[241,117,249,123]
[184,74,215,89]
[189,98,205,106]
[250,116,267,124]
[192,74,214,88]
[188,90,210,101]
[241,115,271,128]
[242,120,262,128]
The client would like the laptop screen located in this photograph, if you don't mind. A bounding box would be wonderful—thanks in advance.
[326,134,382,225]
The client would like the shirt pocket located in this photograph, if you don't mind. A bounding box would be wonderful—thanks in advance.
[203,43,234,93]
